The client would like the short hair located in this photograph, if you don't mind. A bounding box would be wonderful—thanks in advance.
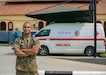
[23,22,32,28]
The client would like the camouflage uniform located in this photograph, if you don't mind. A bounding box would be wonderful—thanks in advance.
[13,36,40,75]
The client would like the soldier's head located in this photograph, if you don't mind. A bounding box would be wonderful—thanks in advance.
[23,22,32,35]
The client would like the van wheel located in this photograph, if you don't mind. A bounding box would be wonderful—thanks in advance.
[84,46,95,56]
[39,45,49,56]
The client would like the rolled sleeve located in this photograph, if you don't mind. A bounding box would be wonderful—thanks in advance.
[12,38,20,49]
[34,37,41,49]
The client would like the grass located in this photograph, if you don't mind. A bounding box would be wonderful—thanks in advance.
[97,51,106,58]
[0,43,13,46]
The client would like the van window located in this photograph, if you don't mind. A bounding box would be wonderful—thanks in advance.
[35,29,50,37]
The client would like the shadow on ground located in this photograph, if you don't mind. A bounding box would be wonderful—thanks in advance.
[57,57,106,65]
[4,52,15,55]
[5,53,106,65]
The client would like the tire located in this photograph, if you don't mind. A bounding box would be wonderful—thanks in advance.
[84,46,95,56]
[39,45,49,56]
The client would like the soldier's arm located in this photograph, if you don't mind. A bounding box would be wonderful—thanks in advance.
[13,38,29,57]
[21,45,40,55]
[13,48,29,57]
[22,38,41,55]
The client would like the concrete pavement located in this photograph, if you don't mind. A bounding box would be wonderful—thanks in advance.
[0,46,106,75]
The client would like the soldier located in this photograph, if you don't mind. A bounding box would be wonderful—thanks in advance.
[12,22,41,75]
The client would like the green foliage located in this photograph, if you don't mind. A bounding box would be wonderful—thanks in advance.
[97,51,106,58]
[0,44,12,46]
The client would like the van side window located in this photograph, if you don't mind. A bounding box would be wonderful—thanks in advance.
[35,29,50,37]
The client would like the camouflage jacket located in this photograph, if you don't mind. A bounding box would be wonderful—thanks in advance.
[13,36,40,72]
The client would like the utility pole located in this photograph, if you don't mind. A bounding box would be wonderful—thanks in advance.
[93,0,97,57]
[90,0,97,57]
[94,0,97,57]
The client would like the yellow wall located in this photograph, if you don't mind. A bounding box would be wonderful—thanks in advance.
[97,14,106,25]
[0,14,106,31]
[0,15,46,31]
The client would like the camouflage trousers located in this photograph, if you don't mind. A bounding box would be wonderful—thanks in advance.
[16,70,38,75]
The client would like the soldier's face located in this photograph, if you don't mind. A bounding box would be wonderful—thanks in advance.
[23,23,32,34]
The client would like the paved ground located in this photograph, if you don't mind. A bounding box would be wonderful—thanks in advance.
[0,47,106,75]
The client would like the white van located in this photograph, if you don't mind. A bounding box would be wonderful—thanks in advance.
[34,23,105,56]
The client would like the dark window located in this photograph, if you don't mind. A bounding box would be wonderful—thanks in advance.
[46,22,50,26]
[104,21,106,37]
[8,22,13,31]
[96,20,102,24]
[38,21,44,30]
[0,22,6,31]
[0,23,1,30]
[35,29,50,37]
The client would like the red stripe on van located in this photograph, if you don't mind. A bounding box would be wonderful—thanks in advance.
[38,38,105,41]
[50,38,105,40]
[39,38,46,40]
[50,38,61,40]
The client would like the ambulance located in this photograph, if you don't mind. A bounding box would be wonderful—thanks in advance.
[34,23,105,56]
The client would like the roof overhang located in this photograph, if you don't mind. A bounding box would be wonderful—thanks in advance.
[6,0,99,3]
[26,5,92,23]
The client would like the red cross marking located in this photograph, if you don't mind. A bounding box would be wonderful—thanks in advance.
[96,31,100,36]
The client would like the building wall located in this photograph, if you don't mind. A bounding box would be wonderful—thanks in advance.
[97,14,106,38]
[0,14,106,31]
[97,14,106,24]
[0,15,46,32]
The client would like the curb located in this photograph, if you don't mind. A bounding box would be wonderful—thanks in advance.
[45,71,72,75]
[38,70,106,75]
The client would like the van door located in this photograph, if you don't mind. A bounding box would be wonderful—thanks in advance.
[35,29,51,54]
[49,29,72,53]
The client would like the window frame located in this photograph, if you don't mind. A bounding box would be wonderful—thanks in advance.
[35,29,50,37]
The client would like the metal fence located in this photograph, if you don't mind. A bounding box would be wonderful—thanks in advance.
[0,31,21,44]
[0,31,36,44]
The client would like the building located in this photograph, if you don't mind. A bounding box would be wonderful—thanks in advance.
[0,0,106,33]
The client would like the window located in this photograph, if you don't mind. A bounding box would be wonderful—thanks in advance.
[8,22,13,31]
[104,21,106,37]
[38,21,44,30]
[0,21,6,31]
[46,22,50,26]
[0,23,1,30]
[35,29,50,37]
[96,20,102,24]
